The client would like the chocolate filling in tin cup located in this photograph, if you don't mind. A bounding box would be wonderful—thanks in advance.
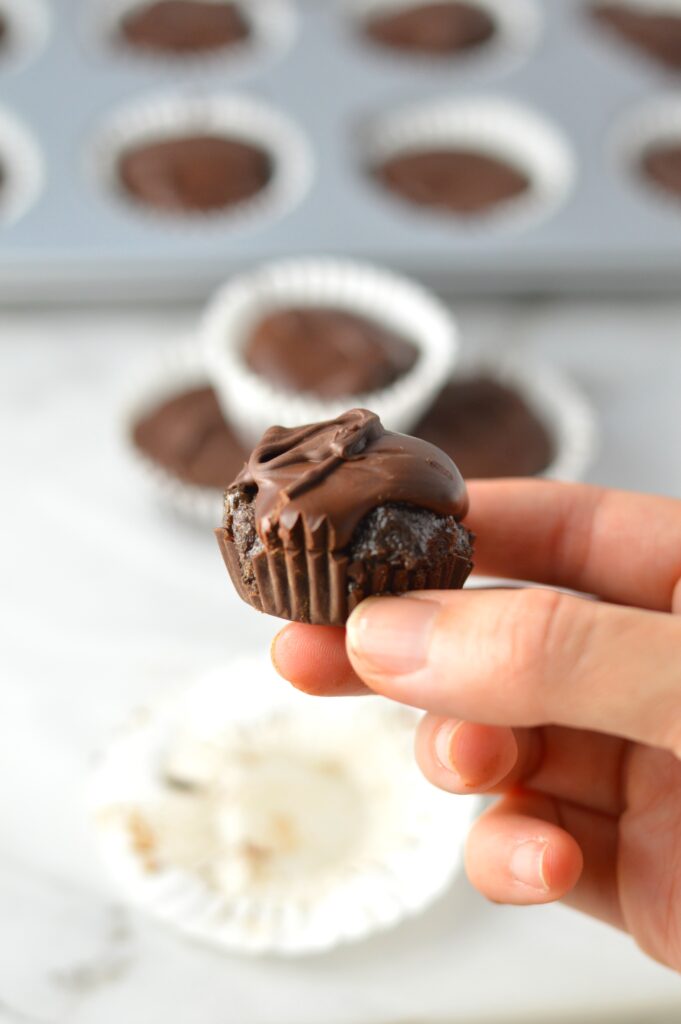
[88,0,296,72]
[0,105,44,225]
[91,656,480,955]
[614,94,681,209]
[201,258,459,446]
[590,0,681,72]
[355,0,540,74]
[0,0,50,74]
[365,97,576,228]
[89,92,313,226]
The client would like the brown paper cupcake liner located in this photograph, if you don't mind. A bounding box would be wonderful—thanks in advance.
[216,526,472,625]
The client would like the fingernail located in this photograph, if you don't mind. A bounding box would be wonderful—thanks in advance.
[509,840,550,892]
[434,720,466,782]
[346,596,440,676]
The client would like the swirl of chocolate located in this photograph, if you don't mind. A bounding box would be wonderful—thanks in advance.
[235,408,468,550]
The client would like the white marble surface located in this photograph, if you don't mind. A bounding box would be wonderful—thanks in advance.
[2,300,681,1022]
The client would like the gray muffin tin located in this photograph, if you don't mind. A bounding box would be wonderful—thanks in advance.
[2,0,681,300]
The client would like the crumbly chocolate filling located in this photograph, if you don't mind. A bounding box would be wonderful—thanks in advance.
[225,490,472,600]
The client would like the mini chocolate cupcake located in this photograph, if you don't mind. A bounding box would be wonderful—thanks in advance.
[216,408,473,625]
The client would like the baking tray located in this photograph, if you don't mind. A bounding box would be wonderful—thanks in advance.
[1,0,681,300]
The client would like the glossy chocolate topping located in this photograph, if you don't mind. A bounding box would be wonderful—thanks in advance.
[245,307,418,399]
[365,1,495,55]
[374,148,529,214]
[592,3,681,70]
[641,143,681,198]
[119,1,250,55]
[118,135,272,213]
[233,408,468,550]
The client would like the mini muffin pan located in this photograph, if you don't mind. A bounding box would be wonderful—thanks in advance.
[2,0,681,299]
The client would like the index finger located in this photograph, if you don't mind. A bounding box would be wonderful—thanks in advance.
[467,480,681,612]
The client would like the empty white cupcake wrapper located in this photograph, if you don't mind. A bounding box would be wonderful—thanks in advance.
[91,655,480,956]
[366,96,576,229]
[0,0,50,73]
[354,0,541,74]
[612,93,681,210]
[0,104,44,225]
[84,0,297,75]
[201,257,459,446]
[123,342,232,527]
[88,91,313,228]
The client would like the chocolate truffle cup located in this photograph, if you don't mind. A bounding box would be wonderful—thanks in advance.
[365,97,575,228]
[590,0,681,72]
[88,0,296,73]
[216,409,474,625]
[202,258,458,445]
[0,104,44,226]
[418,356,598,482]
[355,0,540,74]
[123,342,241,526]
[89,92,313,225]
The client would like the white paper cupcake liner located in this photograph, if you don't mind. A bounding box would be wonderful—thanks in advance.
[123,341,237,527]
[0,105,44,226]
[453,353,598,482]
[88,91,313,228]
[353,0,541,76]
[84,0,297,75]
[91,655,480,956]
[365,96,576,230]
[201,258,459,445]
[612,93,681,211]
[0,0,50,74]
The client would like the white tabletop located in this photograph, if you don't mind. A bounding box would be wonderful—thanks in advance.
[2,299,681,1022]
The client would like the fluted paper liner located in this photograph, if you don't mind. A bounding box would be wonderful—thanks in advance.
[215,521,473,625]
[92,656,482,955]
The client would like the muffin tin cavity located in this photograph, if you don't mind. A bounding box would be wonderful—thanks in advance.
[364,98,576,229]
[89,93,313,227]
[0,106,43,225]
[0,0,50,73]
[590,0,681,72]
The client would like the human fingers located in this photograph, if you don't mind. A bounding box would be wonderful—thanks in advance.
[346,590,681,753]
[416,717,627,816]
[271,623,369,695]
[466,480,681,612]
[465,790,621,928]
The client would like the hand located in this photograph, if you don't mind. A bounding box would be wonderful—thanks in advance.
[272,480,681,970]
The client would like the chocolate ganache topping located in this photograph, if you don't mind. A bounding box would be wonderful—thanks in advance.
[233,408,468,550]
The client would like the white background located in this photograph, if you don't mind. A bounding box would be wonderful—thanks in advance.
[2,298,681,1021]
